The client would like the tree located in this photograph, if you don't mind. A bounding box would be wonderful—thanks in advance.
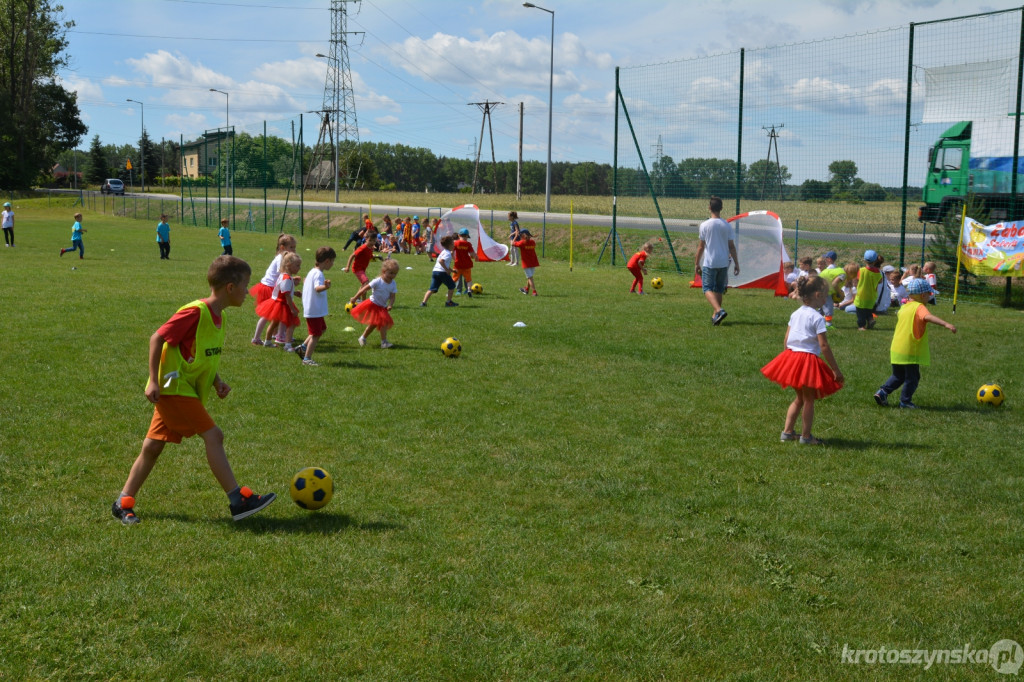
[0,1,85,188]
[799,179,831,201]
[828,160,858,194]
[856,182,888,202]
[87,135,108,184]
[746,159,791,199]
[139,130,159,186]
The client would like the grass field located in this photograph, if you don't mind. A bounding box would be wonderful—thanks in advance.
[1,199,1022,679]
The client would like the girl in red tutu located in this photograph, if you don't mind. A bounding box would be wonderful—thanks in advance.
[761,275,844,445]
[350,259,399,349]
[250,233,297,346]
[254,252,302,352]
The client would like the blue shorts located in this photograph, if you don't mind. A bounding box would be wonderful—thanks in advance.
[429,271,455,292]
[701,266,728,294]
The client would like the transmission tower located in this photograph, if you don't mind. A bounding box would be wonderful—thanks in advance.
[469,100,502,195]
[308,0,363,198]
[760,123,785,201]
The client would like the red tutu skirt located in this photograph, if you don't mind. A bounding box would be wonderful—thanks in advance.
[255,297,300,327]
[761,349,842,399]
[250,282,274,306]
[351,299,393,330]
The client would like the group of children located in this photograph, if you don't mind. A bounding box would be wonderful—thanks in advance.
[765,248,956,445]
[345,213,435,256]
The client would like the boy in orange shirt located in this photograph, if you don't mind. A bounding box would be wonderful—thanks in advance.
[452,228,476,297]
[512,227,540,296]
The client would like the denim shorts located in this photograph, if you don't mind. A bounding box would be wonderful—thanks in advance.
[429,270,455,292]
[701,266,728,294]
[523,267,535,279]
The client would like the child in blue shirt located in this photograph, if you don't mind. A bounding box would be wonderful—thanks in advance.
[218,218,232,255]
[60,213,86,259]
[157,214,171,259]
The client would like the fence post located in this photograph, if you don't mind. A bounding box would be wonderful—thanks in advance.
[899,22,915,269]
[735,47,744,217]
[327,206,331,238]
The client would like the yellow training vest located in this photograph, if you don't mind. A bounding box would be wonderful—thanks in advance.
[853,266,882,309]
[890,300,930,366]
[149,300,224,403]
[819,265,844,283]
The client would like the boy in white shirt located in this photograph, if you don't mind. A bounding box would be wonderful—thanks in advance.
[420,235,458,308]
[296,247,335,366]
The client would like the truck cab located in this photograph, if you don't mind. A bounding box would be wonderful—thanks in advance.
[920,122,971,223]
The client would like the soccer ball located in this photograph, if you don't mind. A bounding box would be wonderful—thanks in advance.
[441,336,462,358]
[290,467,334,510]
[471,283,483,294]
[345,301,355,313]
[977,383,1005,407]
[651,277,664,289]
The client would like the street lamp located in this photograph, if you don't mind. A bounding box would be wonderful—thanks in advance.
[315,52,340,202]
[523,2,554,213]
[209,88,229,195]
[126,98,144,192]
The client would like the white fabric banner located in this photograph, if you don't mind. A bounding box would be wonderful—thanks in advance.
[922,60,1015,123]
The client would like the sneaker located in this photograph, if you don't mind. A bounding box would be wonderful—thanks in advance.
[229,487,276,521]
[358,335,367,347]
[111,496,140,525]
[251,339,264,347]
[780,431,798,442]
[712,309,728,325]
[302,358,319,366]
[419,302,427,307]
[867,318,876,330]
[531,291,538,296]
[381,341,394,349]
[466,291,472,298]
[898,401,918,409]
[799,435,825,445]
[520,287,529,295]
[283,344,294,352]
[454,291,462,296]
[59,248,65,257]
[445,301,459,307]
[873,390,888,406]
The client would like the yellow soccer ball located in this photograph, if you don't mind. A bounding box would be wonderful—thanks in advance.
[441,336,462,358]
[290,467,334,510]
[471,283,483,294]
[650,277,664,289]
[345,301,356,313]
[977,383,1004,407]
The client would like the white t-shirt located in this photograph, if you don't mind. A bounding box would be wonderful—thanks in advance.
[302,267,328,318]
[784,270,798,285]
[432,249,452,273]
[271,273,294,300]
[261,253,284,287]
[1,209,12,228]
[924,272,938,294]
[786,305,827,356]
[368,276,397,307]
[698,217,732,269]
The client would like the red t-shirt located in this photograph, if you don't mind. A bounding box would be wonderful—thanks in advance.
[513,239,539,268]
[627,251,647,270]
[364,218,373,231]
[453,239,474,269]
[156,300,222,363]
[352,243,374,272]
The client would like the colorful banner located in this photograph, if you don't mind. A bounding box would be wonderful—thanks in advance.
[959,217,1024,276]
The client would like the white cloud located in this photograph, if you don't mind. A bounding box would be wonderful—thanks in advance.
[375,115,400,125]
[251,56,327,92]
[102,76,131,88]
[165,112,209,141]
[60,76,103,102]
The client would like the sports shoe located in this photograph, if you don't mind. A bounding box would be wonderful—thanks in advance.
[780,431,798,442]
[445,301,459,307]
[712,309,728,325]
[454,291,462,296]
[251,339,264,346]
[799,435,825,445]
[520,287,529,295]
[873,390,888,406]
[381,341,394,349]
[112,496,140,525]
[419,302,427,307]
[531,291,538,296]
[466,291,472,298]
[283,344,294,352]
[229,487,276,521]
[358,335,367,347]
[59,248,65,257]
[898,401,918,409]
[302,358,319,366]
[263,340,275,347]
[867,317,876,330]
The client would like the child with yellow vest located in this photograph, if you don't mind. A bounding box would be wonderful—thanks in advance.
[873,278,957,409]
[853,249,884,330]
[111,255,277,524]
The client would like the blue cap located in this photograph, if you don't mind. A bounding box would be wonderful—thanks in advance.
[413,215,419,220]
[863,249,878,263]
[907,278,931,295]
[824,250,837,260]
[458,228,470,236]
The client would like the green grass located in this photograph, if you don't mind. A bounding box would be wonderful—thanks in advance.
[1,199,1022,680]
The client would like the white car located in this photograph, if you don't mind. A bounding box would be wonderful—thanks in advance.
[101,179,125,195]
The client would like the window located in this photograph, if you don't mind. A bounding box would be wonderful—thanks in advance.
[209,157,217,167]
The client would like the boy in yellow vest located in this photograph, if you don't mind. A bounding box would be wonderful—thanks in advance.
[112,255,276,524]
[873,278,957,409]
[853,249,884,330]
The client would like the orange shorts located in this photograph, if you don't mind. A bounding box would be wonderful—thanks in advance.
[146,395,216,443]
[453,268,473,282]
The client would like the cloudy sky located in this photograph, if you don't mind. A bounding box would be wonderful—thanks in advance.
[59,0,1023,183]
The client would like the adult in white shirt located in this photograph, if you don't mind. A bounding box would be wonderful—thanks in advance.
[694,196,739,325]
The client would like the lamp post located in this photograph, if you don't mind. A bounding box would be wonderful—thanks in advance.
[316,53,340,203]
[126,99,145,192]
[209,88,229,195]
[523,2,554,213]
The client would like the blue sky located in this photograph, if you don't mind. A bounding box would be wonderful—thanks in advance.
[58,0,1023,183]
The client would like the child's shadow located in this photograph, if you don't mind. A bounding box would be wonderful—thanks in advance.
[228,513,405,534]
[817,438,925,450]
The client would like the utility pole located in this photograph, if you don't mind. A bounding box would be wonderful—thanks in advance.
[760,123,785,201]
[469,100,502,195]
[517,102,524,200]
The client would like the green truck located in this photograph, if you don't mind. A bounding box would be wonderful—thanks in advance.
[919,120,1024,223]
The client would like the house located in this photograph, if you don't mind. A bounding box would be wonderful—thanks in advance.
[181,130,232,179]
[51,164,82,186]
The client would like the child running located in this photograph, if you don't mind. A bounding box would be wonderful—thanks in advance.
[873,278,956,409]
[627,242,653,294]
[513,227,540,295]
[156,214,171,259]
[344,229,377,299]
[218,218,232,255]
[420,235,458,307]
[111,255,276,524]
[250,234,297,346]
[453,227,476,296]
[760,275,844,446]
[351,259,399,348]
[254,252,302,351]
[297,246,336,366]
[59,213,86,259]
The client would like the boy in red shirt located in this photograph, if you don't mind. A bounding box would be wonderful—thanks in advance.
[343,237,377,300]
[452,228,476,297]
[627,242,653,294]
[512,227,540,296]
